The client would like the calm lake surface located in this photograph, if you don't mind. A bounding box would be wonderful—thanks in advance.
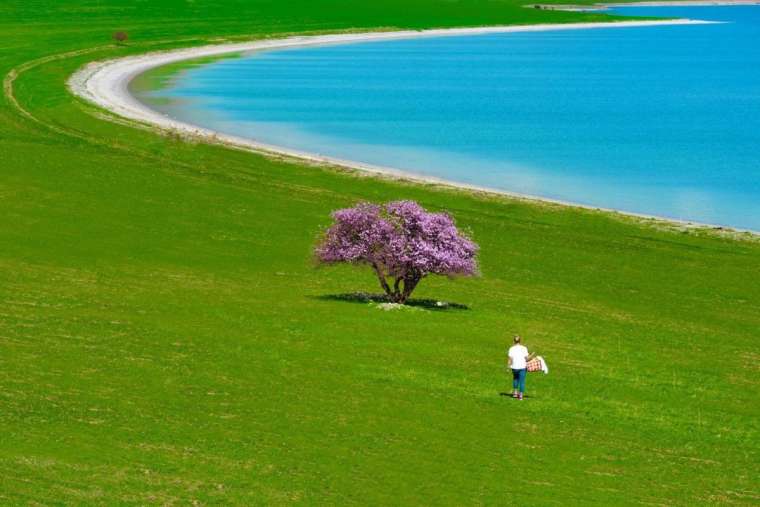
[135,6,760,230]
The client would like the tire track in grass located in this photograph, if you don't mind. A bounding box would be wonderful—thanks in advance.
[3,40,367,203]
[4,46,112,128]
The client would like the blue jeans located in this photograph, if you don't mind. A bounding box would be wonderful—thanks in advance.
[512,368,527,393]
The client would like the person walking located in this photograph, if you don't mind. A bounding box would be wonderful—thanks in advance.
[508,335,533,400]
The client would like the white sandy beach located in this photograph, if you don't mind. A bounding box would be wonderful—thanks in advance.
[70,18,753,234]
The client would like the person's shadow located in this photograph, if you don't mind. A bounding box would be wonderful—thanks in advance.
[499,392,531,398]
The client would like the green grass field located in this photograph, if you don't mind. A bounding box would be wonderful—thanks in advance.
[2,1,759,504]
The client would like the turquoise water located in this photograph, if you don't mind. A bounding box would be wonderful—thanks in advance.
[137,6,760,230]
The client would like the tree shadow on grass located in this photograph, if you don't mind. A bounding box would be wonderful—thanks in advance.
[312,292,470,311]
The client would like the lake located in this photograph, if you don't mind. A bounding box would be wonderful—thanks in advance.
[134,6,760,231]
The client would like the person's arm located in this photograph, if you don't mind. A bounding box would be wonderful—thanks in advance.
[508,355,513,368]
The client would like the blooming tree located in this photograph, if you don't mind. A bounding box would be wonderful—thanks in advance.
[315,200,479,303]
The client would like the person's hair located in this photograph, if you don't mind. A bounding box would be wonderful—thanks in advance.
[513,335,521,344]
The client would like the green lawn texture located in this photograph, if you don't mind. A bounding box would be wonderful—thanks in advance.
[1,0,759,504]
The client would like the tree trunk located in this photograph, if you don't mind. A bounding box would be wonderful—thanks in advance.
[371,262,393,299]
[376,269,423,304]
[392,277,403,302]
[398,273,422,304]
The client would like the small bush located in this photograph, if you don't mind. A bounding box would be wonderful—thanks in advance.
[112,31,128,44]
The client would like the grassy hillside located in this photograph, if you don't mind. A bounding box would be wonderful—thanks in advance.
[1,1,759,504]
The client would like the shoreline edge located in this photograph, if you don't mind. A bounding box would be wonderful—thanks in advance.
[68,18,758,238]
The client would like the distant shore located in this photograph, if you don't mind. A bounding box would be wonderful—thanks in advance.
[605,0,759,6]
[532,1,760,11]
[70,18,759,236]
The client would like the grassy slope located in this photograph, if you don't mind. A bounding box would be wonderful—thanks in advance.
[1,1,759,504]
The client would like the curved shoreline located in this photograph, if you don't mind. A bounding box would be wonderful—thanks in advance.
[69,18,759,237]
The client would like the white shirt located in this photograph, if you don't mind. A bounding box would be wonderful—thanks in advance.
[508,344,529,370]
